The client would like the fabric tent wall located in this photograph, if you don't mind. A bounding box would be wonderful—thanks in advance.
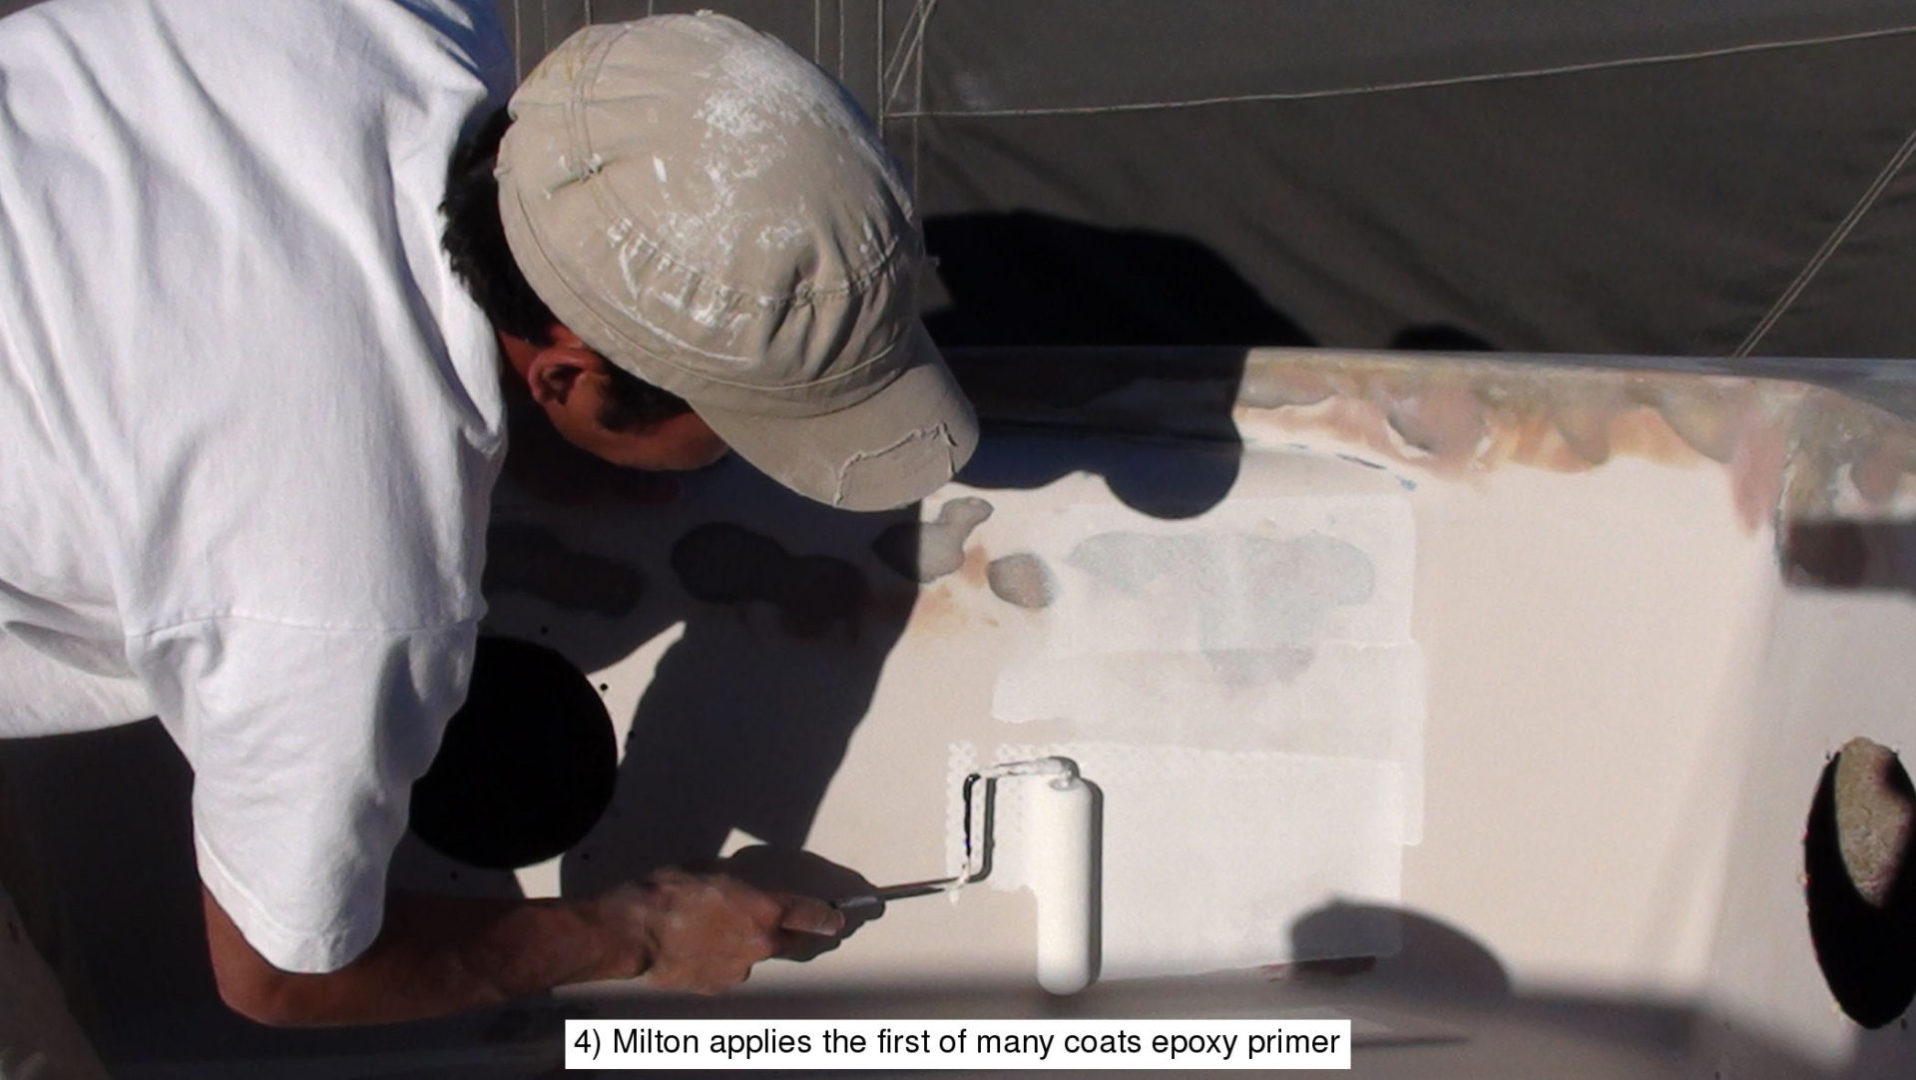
[502,0,1916,360]
[2,0,1903,357]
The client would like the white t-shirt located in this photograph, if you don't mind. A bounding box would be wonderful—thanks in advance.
[0,0,513,973]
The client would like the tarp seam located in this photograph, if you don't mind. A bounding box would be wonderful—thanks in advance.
[882,0,937,122]
[892,23,1916,118]
[1734,120,1916,357]
[913,1,928,201]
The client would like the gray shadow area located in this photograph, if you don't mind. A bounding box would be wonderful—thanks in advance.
[927,212,1290,521]
[954,416,1249,521]
[0,723,206,1031]
[550,471,920,897]
[431,903,1915,1079]
[926,213,1494,520]
[1269,902,1916,1080]
[0,723,533,1067]
[430,388,928,907]
[455,395,934,916]
[924,211,1316,351]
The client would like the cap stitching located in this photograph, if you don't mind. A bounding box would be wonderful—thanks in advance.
[565,23,628,178]
[677,325,917,397]
[587,204,915,305]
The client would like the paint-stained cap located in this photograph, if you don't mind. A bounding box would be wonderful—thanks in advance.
[495,13,976,510]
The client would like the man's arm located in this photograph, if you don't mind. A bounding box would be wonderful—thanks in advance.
[203,869,843,1026]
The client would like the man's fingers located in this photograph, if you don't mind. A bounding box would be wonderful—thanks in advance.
[626,870,847,991]
[776,894,845,938]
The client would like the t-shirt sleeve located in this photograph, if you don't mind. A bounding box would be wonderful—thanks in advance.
[128,616,478,974]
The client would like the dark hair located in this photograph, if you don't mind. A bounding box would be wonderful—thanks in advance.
[442,107,692,430]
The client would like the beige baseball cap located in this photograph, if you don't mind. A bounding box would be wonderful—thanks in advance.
[494,13,976,511]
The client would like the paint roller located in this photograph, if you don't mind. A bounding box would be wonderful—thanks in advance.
[834,756,1100,995]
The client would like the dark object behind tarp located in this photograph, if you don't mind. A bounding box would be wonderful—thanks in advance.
[409,636,617,870]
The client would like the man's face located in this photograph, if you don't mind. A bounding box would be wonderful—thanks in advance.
[503,326,731,472]
[548,362,731,471]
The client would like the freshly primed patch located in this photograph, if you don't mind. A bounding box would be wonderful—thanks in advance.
[956,741,1406,980]
[987,496,1422,845]
[872,496,994,583]
[1062,531,1374,667]
[941,488,1424,979]
[990,495,1405,669]
[1201,645,1317,685]
[993,644,1420,755]
[483,523,644,617]
[986,553,1058,609]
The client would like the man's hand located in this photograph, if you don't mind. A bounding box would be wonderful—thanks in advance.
[203,868,844,1026]
[609,867,845,994]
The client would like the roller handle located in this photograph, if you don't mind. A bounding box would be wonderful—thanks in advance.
[831,877,962,911]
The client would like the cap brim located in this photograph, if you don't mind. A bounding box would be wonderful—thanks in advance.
[692,321,978,511]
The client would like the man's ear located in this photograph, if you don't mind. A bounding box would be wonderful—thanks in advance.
[522,325,600,407]
[524,350,586,407]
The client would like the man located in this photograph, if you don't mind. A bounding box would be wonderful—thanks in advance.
[0,0,976,1051]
